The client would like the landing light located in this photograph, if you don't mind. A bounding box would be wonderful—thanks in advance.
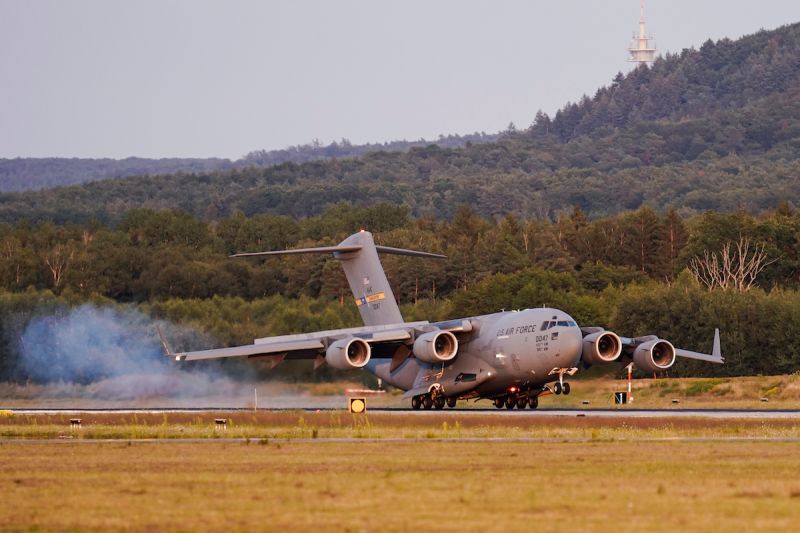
[509,387,518,393]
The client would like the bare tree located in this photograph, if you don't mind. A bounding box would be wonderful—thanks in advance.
[44,244,75,289]
[688,237,775,292]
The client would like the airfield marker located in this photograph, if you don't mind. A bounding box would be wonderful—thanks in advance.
[627,364,634,404]
[349,397,367,413]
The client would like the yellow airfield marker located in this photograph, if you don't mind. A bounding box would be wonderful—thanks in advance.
[349,397,367,413]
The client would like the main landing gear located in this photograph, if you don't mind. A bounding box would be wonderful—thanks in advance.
[411,390,458,410]
[493,391,540,410]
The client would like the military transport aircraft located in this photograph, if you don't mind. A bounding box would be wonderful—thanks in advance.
[162,230,723,410]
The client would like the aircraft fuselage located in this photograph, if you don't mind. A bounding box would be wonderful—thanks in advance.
[367,307,583,401]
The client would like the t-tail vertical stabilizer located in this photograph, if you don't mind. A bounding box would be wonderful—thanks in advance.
[232,230,445,327]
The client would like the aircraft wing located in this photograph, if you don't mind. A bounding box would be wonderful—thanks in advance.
[616,328,724,364]
[161,320,473,362]
[674,329,724,363]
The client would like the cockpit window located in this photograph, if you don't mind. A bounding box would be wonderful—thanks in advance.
[568,320,577,327]
[540,321,551,330]
[557,321,569,327]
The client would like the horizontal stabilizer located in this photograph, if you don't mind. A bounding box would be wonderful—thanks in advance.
[374,245,446,259]
[232,244,445,259]
[231,245,362,258]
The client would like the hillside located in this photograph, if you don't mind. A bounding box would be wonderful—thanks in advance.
[0,133,496,193]
[1,23,799,223]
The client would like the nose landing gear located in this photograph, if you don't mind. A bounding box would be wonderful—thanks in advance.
[549,367,577,396]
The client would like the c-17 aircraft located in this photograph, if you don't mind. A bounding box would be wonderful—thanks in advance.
[162,230,723,410]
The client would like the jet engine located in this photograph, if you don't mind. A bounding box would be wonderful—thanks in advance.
[582,331,622,365]
[633,339,676,372]
[326,337,371,370]
[413,330,459,364]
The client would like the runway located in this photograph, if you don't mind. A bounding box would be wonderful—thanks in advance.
[6,407,800,418]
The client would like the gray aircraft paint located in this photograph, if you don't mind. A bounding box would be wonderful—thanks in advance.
[172,231,723,409]
[367,308,583,395]
[333,231,404,326]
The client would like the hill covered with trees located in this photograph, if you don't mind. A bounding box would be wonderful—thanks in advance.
[0,133,497,193]
[1,23,799,222]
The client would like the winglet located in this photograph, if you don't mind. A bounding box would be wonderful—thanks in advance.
[156,326,175,358]
[674,328,724,364]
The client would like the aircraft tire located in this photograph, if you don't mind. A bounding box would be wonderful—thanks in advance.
[529,396,539,409]
[411,396,422,410]
[517,396,528,409]
[553,382,562,395]
[433,395,446,410]
[563,382,571,395]
[422,395,433,410]
[493,398,504,409]
[504,397,517,409]
[446,397,457,408]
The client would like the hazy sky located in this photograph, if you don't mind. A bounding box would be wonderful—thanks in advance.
[2,1,800,159]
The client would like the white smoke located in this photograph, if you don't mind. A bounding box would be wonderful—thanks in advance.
[16,304,249,401]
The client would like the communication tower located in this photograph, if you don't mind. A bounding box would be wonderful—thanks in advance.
[628,0,656,65]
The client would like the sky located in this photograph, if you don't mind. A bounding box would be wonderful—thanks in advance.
[2,1,800,160]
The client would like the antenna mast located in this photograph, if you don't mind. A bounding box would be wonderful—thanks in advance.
[628,0,656,65]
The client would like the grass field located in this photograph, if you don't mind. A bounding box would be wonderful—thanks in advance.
[3,375,800,530]
[2,439,800,532]
[2,410,800,440]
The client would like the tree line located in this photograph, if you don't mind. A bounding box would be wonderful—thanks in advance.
[2,203,800,304]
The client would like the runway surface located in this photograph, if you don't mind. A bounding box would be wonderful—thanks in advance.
[6,407,800,418]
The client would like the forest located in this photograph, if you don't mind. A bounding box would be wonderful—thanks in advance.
[0,133,496,193]
[1,202,800,382]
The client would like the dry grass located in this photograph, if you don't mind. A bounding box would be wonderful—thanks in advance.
[1,411,800,441]
[1,439,800,532]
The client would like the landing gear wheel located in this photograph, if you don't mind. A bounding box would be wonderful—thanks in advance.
[422,395,433,410]
[517,396,528,409]
[504,397,517,409]
[553,382,563,395]
[493,398,504,409]
[433,395,446,410]
[529,396,539,409]
[562,382,571,395]
[446,397,457,408]
[411,396,422,410]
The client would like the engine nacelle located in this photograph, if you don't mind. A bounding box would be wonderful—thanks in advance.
[633,339,676,372]
[582,331,623,365]
[413,330,459,364]
[326,337,371,370]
